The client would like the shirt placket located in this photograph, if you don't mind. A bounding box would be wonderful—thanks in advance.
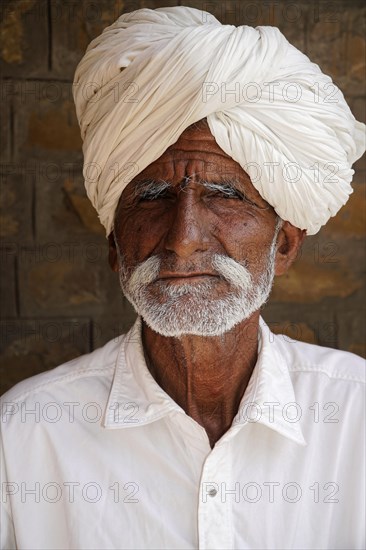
[198,438,234,550]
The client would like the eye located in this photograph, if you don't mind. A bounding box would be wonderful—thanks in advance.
[137,188,176,204]
[205,186,241,200]
[139,190,166,201]
[221,190,242,199]
[205,186,265,209]
[206,187,251,202]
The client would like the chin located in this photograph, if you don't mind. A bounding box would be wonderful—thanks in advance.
[136,300,260,338]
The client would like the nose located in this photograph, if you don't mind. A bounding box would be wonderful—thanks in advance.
[164,190,211,259]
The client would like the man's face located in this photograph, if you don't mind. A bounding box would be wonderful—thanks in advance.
[111,121,283,337]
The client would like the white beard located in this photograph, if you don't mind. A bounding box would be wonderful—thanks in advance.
[117,226,280,337]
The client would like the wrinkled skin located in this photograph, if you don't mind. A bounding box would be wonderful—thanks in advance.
[109,120,305,447]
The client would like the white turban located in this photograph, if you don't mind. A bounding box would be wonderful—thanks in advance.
[73,6,365,236]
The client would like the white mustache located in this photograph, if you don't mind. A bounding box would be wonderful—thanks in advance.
[125,254,253,292]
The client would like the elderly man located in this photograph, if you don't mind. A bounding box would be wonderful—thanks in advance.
[1,6,365,550]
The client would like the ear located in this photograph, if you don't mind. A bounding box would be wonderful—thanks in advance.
[275,221,306,276]
[108,232,119,273]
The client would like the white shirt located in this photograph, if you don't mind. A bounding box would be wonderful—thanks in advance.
[1,316,365,550]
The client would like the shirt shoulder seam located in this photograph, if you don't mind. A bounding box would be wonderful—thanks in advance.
[288,364,365,384]
[2,365,116,404]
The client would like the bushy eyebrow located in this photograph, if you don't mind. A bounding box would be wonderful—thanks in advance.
[200,179,242,196]
[134,178,171,199]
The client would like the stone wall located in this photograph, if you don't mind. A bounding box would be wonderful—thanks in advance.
[1,0,365,393]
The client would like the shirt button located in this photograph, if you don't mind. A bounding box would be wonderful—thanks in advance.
[208,488,218,497]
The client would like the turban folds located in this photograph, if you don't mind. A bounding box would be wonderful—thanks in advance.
[73,6,365,236]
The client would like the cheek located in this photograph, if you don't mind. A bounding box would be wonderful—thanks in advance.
[116,210,168,262]
[217,214,274,269]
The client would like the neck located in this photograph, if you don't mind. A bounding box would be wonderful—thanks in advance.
[141,312,260,448]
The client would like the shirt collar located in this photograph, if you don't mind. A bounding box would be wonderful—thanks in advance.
[103,316,306,446]
[231,317,306,446]
[103,317,183,428]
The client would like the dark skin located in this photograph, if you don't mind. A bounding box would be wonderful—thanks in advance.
[109,121,305,448]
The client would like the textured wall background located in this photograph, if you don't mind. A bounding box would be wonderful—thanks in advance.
[0,0,365,394]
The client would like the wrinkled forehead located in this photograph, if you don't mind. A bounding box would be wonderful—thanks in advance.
[121,119,269,208]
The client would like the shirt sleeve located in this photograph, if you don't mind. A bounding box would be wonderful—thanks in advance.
[1,430,17,550]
